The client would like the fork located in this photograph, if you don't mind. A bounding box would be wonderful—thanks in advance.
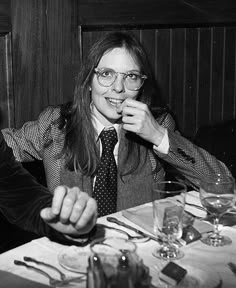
[14,260,85,287]
[23,256,66,280]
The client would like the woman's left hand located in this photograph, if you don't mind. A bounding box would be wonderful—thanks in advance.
[117,98,165,146]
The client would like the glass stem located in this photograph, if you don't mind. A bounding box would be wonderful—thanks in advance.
[213,217,220,237]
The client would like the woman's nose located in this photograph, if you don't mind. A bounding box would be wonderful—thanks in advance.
[112,75,125,93]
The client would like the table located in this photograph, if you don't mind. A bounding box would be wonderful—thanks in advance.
[0,198,236,287]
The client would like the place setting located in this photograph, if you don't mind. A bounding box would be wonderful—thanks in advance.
[53,177,235,287]
[2,176,236,288]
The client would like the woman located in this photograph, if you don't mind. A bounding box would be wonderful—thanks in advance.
[2,31,231,216]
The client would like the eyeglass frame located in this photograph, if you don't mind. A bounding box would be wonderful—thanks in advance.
[94,68,148,91]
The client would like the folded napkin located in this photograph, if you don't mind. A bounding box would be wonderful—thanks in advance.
[185,191,207,218]
[122,203,154,235]
[122,194,213,236]
[0,270,49,287]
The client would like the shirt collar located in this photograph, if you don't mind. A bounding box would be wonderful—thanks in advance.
[92,111,121,142]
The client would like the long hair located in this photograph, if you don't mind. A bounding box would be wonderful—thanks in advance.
[62,31,166,176]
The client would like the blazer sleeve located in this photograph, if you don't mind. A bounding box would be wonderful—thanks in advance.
[0,132,88,245]
[155,113,232,188]
[1,106,61,161]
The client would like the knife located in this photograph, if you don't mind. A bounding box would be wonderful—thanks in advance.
[185,202,206,212]
[106,216,162,243]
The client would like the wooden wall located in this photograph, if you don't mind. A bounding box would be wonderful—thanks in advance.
[9,0,80,128]
[0,0,236,139]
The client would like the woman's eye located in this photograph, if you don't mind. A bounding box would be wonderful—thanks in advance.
[127,73,139,80]
[101,70,113,77]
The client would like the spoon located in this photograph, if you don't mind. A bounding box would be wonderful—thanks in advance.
[14,260,85,287]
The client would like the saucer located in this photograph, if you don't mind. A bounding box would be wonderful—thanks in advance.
[58,246,90,274]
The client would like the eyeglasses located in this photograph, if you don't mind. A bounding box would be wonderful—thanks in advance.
[94,68,147,91]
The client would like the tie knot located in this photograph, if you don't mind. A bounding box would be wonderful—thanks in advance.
[100,128,118,152]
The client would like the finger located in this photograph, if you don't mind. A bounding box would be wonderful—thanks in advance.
[51,186,68,215]
[116,98,138,114]
[40,207,55,222]
[122,114,141,124]
[74,198,97,231]
[69,192,88,224]
[121,106,140,117]
[59,187,78,223]
[124,98,147,110]
[122,123,138,133]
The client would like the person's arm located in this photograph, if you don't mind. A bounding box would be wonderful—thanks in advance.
[0,133,97,245]
[117,98,232,189]
[153,113,232,187]
[1,105,60,162]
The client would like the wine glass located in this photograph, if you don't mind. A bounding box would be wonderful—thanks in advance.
[200,174,236,247]
[152,181,187,260]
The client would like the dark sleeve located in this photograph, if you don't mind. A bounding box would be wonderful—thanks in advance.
[0,132,85,245]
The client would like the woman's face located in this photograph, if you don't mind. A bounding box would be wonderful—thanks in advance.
[91,47,140,126]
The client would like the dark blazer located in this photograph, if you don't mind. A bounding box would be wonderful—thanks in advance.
[0,133,89,245]
[2,105,231,210]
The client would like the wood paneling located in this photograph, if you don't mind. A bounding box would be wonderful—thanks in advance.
[78,0,236,28]
[0,0,11,35]
[11,0,78,128]
[0,33,14,129]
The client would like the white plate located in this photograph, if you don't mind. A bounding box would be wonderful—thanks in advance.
[154,264,221,288]
[58,246,90,274]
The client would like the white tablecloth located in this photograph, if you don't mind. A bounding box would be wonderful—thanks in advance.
[0,192,236,287]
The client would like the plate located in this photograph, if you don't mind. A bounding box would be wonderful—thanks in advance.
[154,264,221,288]
[58,246,90,274]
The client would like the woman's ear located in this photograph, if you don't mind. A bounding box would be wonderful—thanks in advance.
[89,86,92,91]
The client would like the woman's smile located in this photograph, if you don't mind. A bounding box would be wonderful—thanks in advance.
[105,97,125,108]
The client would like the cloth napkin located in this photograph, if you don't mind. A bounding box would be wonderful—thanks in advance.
[122,192,213,235]
[0,270,49,287]
[185,190,207,218]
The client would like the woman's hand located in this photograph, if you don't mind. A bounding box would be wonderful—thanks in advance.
[40,186,97,237]
[117,98,165,146]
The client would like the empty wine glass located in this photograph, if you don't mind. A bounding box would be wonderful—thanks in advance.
[200,174,236,247]
[152,181,187,260]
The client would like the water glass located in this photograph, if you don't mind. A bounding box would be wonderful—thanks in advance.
[152,181,187,260]
[200,174,236,247]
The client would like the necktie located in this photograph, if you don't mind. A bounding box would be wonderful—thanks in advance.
[93,128,118,217]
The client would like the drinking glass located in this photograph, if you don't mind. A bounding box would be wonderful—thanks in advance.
[152,181,187,260]
[200,174,236,247]
[88,237,151,288]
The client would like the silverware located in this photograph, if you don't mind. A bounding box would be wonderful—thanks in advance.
[228,262,236,276]
[14,260,85,287]
[185,202,206,212]
[99,223,149,241]
[106,216,162,243]
[23,256,66,280]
